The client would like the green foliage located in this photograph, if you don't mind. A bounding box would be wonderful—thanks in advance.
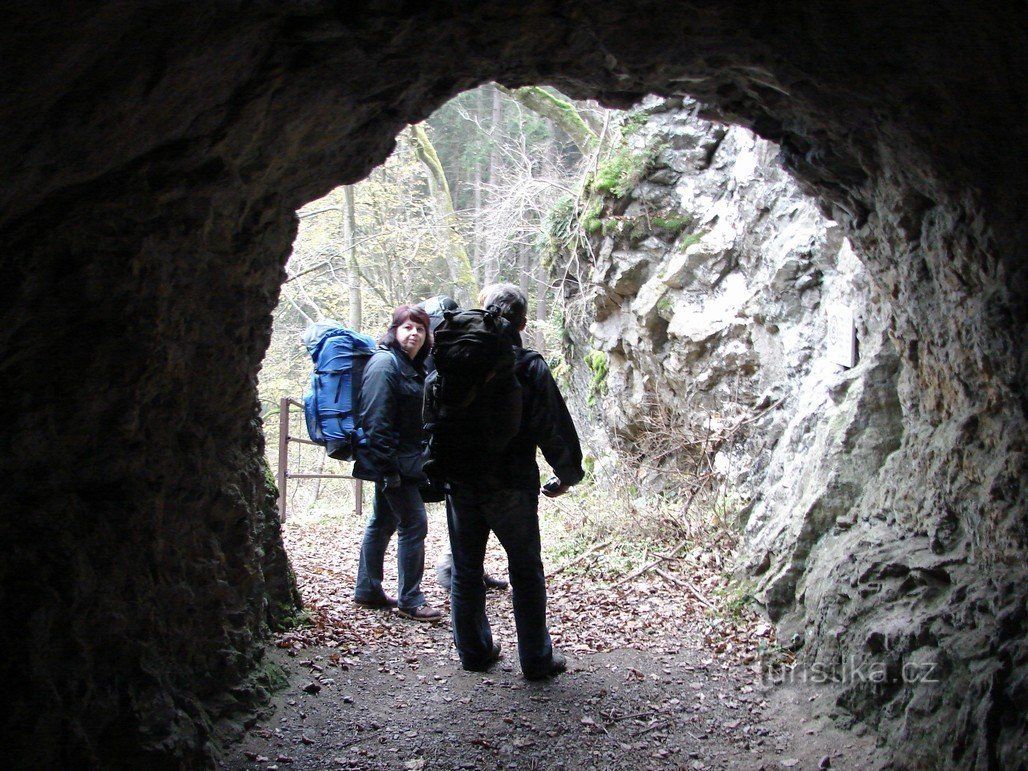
[544,194,606,267]
[543,524,594,568]
[261,454,278,494]
[678,230,705,251]
[584,349,609,407]
[545,194,578,247]
[593,210,694,247]
[650,212,693,233]
[579,198,605,234]
[551,301,566,336]
[582,454,596,479]
[619,111,649,138]
[268,604,313,633]
[712,578,757,623]
[591,146,657,198]
[656,291,676,321]
[237,657,291,706]
[548,351,572,393]
[600,217,620,237]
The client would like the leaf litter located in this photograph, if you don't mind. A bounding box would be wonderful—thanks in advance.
[230,504,890,769]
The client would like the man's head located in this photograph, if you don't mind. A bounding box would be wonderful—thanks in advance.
[479,283,528,331]
[418,295,459,317]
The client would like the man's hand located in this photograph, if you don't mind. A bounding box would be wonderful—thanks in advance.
[541,475,570,498]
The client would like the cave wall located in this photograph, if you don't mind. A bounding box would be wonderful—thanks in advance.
[0,1,1024,766]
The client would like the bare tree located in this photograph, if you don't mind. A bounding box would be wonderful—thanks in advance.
[409,124,478,305]
[473,108,578,284]
[499,85,599,154]
[340,185,362,329]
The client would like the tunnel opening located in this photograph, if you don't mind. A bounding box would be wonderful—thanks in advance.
[255,82,901,767]
[1,3,1024,768]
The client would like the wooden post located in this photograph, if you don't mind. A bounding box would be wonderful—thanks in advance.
[277,396,290,523]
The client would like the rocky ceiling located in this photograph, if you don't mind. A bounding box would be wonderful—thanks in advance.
[0,1,1024,767]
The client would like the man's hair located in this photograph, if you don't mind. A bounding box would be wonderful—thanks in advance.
[479,283,528,329]
[380,304,433,365]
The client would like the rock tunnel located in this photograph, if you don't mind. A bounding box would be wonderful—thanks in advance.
[1,1,1024,767]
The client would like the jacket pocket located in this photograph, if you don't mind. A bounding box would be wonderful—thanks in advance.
[397,447,427,484]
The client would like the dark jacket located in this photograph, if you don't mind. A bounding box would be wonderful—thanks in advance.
[352,343,428,484]
[495,338,585,490]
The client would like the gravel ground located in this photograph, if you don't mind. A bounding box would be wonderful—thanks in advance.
[227,627,889,770]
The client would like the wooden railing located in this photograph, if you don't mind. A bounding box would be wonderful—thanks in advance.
[276,396,363,522]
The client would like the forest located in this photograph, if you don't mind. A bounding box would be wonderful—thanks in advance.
[258,83,749,627]
[261,84,619,520]
[270,87,604,333]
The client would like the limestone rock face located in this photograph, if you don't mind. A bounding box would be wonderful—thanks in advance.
[0,2,1024,767]
[563,95,1025,768]
[581,99,879,503]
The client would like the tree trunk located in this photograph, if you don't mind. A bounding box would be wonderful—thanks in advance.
[499,85,599,155]
[484,85,504,285]
[409,124,478,305]
[341,185,361,330]
[519,244,531,299]
[535,257,547,354]
[471,87,486,285]
[340,185,365,518]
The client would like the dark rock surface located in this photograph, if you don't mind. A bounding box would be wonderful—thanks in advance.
[0,2,1024,767]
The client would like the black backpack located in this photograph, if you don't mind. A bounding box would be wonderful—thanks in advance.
[417,295,459,374]
[422,306,523,484]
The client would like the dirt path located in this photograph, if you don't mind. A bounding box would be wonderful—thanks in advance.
[225,508,890,770]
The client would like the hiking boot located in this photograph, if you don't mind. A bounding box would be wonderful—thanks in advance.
[398,604,443,623]
[437,568,508,591]
[353,594,398,609]
[462,642,502,672]
[483,573,509,590]
[524,653,567,681]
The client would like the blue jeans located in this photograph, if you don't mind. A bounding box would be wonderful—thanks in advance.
[354,482,427,612]
[446,487,555,676]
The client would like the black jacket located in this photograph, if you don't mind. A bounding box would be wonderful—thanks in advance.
[496,339,585,490]
[352,344,428,483]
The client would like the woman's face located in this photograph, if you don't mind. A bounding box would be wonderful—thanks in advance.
[396,318,427,360]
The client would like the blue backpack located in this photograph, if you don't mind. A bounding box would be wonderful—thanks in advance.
[302,320,378,460]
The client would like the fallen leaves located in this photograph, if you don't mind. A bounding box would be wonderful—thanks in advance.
[274,503,769,669]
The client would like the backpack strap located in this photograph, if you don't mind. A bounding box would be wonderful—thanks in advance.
[383,345,399,371]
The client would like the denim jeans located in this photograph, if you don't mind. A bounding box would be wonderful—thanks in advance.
[446,487,554,676]
[354,482,427,612]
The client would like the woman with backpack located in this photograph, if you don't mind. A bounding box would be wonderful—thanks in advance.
[351,305,443,622]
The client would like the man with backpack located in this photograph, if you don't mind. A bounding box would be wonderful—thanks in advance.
[425,283,584,679]
[417,294,510,593]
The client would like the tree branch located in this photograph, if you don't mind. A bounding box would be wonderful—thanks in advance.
[499,85,599,154]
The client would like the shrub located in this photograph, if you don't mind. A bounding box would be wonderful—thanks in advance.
[591,147,657,198]
[584,348,609,407]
